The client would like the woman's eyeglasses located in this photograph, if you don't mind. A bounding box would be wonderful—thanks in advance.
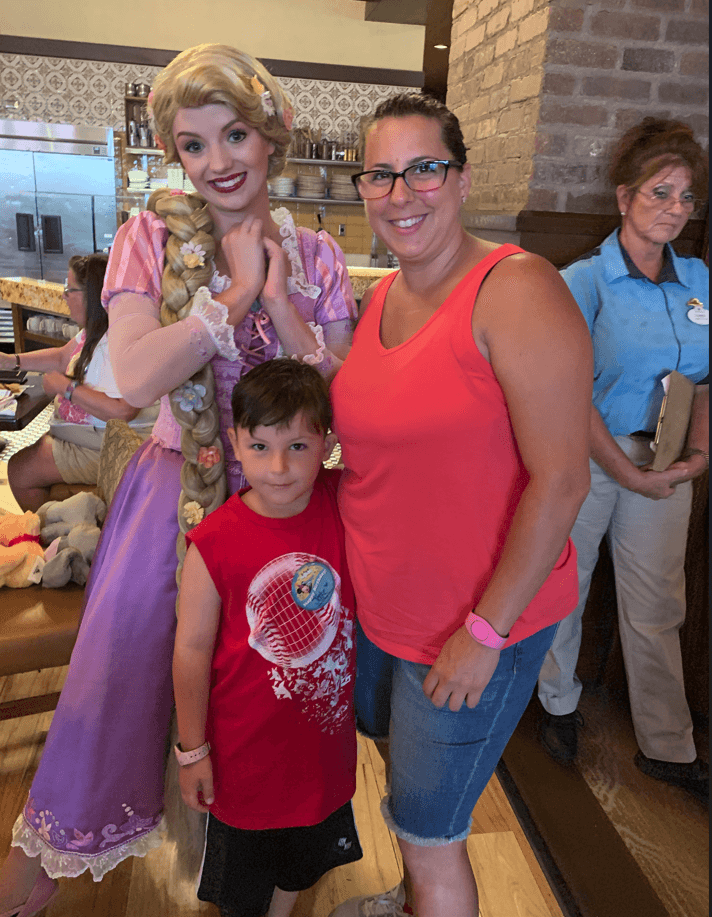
[637,187,700,212]
[63,281,83,295]
[351,160,464,200]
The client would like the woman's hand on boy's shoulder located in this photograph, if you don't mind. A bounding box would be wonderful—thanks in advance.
[178,755,215,813]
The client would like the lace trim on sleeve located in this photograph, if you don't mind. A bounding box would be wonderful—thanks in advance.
[188,286,241,362]
[272,207,321,301]
[275,322,327,366]
[296,322,326,365]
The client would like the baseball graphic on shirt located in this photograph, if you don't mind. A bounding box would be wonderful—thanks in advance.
[246,552,342,668]
[247,552,352,733]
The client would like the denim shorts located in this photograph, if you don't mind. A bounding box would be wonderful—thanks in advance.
[355,618,557,845]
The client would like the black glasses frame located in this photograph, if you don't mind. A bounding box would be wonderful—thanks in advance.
[351,160,464,200]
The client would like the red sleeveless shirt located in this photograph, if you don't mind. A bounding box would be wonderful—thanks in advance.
[332,245,578,664]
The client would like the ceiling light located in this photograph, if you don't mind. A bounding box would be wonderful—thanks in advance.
[434,44,448,49]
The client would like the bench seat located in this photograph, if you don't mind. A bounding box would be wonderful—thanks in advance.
[0,583,83,720]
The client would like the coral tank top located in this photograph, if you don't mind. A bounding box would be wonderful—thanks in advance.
[332,245,578,664]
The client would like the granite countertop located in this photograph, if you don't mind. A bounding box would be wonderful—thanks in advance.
[0,267,391,315]
[0,268,397,314]
[0,277,68,316]
[347,266,396,299]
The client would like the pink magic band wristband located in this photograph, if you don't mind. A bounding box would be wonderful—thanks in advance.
[465,611,508,649]
[174,741,211,766]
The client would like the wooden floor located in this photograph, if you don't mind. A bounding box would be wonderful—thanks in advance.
[0,665,563,917]
[576,686,709,917]
[2,447,562,917]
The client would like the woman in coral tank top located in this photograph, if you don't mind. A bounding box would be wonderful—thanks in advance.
[329,95,593,917]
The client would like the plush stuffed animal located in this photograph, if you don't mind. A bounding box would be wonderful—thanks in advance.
[0,509,45,588]
[38,492,107,588]
[38,491,106,543]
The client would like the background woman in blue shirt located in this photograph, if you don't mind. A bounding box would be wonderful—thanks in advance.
[537,118,708,801]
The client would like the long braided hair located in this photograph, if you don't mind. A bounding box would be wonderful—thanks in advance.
[146,44,293,587]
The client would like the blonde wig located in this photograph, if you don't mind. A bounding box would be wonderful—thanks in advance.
[149,43,292,178]
[145,45,293,588]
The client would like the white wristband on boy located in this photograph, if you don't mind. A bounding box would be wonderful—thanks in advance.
[174,740,211,766]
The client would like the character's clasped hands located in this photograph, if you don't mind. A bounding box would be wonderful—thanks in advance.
[219,215,290,324]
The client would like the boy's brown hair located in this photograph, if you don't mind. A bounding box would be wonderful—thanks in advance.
[231,359,332,435]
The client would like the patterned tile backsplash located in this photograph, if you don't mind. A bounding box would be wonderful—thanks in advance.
[0,52,408,136]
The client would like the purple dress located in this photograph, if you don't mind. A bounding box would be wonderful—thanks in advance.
[11,208,356,880]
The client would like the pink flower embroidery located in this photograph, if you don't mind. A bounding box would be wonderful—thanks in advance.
[66,828,95,850]
[37,814,52,842]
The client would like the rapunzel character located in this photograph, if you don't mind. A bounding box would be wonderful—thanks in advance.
[0,43,356,916]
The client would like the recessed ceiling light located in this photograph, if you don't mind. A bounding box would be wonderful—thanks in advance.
[434,44,448,49]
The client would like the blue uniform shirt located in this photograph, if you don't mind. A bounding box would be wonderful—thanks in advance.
[561,229,709,436]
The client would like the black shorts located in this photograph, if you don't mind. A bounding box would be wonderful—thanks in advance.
[197,802,363,917]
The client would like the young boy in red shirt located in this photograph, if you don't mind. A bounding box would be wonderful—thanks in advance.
[173,359,361,917]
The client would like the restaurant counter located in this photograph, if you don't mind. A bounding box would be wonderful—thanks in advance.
[1,267,395,351]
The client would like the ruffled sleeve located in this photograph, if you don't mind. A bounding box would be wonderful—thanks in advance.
[303,230,358,327]
[102,211,168,310]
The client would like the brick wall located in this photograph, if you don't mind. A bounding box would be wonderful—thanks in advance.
[449,0,709,214]
[449,0,550,211]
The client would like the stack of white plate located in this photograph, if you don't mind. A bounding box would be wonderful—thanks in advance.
[183,177,197,193]
[329,173,359,201]
[127,169,149,192]
[296,174,326,199]
[149,178,168,189]
[166,167,184,190]
[0,305,13,345]
[271,177,295,198]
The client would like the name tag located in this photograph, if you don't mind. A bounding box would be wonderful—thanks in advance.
[687,298,709,325]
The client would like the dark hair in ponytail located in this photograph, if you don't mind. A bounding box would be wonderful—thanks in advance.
[68,252,110,383]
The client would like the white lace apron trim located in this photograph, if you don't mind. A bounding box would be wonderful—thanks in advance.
[12,812,166,882]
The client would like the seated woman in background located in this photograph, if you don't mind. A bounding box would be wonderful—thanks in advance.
[1,253,158,511]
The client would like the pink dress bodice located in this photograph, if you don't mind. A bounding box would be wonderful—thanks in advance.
[103,207,356,493]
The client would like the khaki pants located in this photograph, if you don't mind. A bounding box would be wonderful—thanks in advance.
[538,435,695,763]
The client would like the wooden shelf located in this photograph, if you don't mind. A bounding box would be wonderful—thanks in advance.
[23,331,67,347]
[269,195,362,206]
[125,147,164,156]
[287,158,362,167]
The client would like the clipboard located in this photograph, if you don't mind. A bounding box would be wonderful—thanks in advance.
[650,370,695,471]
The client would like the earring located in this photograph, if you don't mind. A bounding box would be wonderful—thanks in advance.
[620,211,626,216]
